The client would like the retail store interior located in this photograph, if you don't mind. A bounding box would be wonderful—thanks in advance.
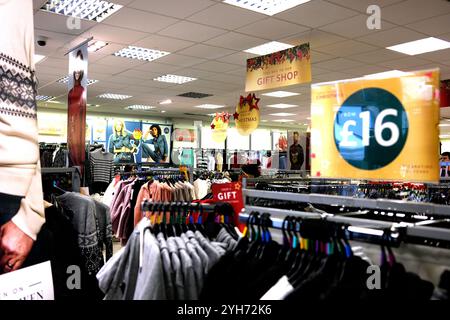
[1,0,450,301]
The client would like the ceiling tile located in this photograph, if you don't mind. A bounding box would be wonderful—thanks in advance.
[356,27,427,48]
[315,58,366,71]
[128,0,214,19]
[177,44,236,60]
[316,40,379,57]
[349,49,406,63]
[415,48,450,63]
[311,66,332,75]
[193,61,241,72]
[378,57,432,69]
[310,50,335,63]
[319,14,396,38]
[205,32,266,51]
[37,57,67,70]
[234,18,309,40]
[345,65,390,77]
[156,54,207,67]
[382,0,450,24]
[115,69,157,80]
[34,11,96,36]
[276,0,358,28]
[137,62,182,74]
[34,29,78,56]
[133,35,195,52]
[96,55,146,69]
[406,14,450,36]
[82,24,148,44]
[102,8,179,33]
[158,21,227,42]
[324,0,405,12]
[36,65,64,76]
[186,3,266,30]
[281,29,346,49]
[175,68,218,80]
[216,52,257,66]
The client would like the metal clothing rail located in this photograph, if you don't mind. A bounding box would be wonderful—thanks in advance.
[243,189,450,217]
[141,200,216,213]
[239,206,450,243]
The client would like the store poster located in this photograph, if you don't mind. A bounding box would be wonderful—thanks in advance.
[234,93,260,136]
[0,261,54,300]
[173,128,196,143]
[92,119,107,143]
[141,123,172,164]
[311,69,440,182]
[287,131,308,171]
[106,119,142,164]
[212,182,245,231]
[245,43,311,92]
[67,42,88,171]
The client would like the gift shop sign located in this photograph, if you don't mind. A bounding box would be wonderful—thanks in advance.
[245,43,311,92]
[311,69,440,183]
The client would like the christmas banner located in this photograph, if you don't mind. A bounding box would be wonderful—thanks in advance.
[311,69,440,182]
[211,112,230,143]
[245,43,311,92]
[234,93,260,136]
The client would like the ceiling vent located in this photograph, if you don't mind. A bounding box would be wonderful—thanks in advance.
[178,92,213,99]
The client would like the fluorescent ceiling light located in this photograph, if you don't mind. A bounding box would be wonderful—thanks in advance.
[36,95,54,101]
[386,37,450,55]
[273,119,295,122]
[88,41,108,52]
[364,70,409,79]
[97,93,132,100]
[440,135,450,138]
[306,117,311,120]
[161,110,166,113]
[57,76,98,86]
[439,124,450,127]
[114,46,170,62]
[125,105,156,110]
[223,0,311,16]
[261,120,268,122]
[269,112,296,116]
[245,41,293,55]
[194,104,225,110]
[207,113,216,116]
[159,99,172,105]
[153,74,197,84]
[262,91,300,98]
[41,0,123,22]
[267,103,298,109]
[35,54,46,64]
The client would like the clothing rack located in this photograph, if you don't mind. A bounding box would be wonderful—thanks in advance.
[241,188,450,246]
[41,166,81,192]
[141,200,216,213]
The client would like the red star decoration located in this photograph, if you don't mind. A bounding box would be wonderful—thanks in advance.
[233,112,239,120]
[249,93,260,111]
[211,124,215,129]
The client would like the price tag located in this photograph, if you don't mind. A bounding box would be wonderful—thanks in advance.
[311,69,440,182]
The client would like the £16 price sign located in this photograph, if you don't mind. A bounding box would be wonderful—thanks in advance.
[334,88,408,170]
[311,69,440,182]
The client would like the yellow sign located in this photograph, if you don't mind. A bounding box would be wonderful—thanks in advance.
[311,69,440,183]
[245,43,311,92]
[234,94,260,136]
[211,112,230,143]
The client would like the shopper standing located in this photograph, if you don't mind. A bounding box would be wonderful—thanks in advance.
[0,0,45,273]
[289,131,304,170]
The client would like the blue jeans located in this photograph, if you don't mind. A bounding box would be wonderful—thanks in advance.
[142,143,163,163]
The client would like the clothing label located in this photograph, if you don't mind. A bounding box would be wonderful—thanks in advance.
[0,261,54,300]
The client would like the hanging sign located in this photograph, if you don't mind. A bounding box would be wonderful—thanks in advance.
[245,42,311,92]
[234,93,260,136]
[67,42,88,172]
[211,112,230,143]
[212,182,244,230]
[0,261,54,300]
[311,69,440,182]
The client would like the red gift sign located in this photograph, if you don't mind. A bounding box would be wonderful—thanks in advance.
[212,182,245,231]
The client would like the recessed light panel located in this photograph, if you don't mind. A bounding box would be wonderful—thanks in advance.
[194,104,225,110]
[159,99,172,105]
[98,93,132,100]
[154,74,197,84]
[386,37,450,55]
[245,41,294,55]
[126,105,156,110]
[114,46,170,62]
[270,112,296,116]
[57,76,98,86]
[262,91,300,98]
[266,103,298,109]
[273,119,295,122]
[36,95,54,101]
[223,0,311,16]
[41,0,123,22]
[34,54,46,64]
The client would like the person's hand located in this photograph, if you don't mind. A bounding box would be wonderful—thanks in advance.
[0,221,34,273]
[162,156,167,162]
